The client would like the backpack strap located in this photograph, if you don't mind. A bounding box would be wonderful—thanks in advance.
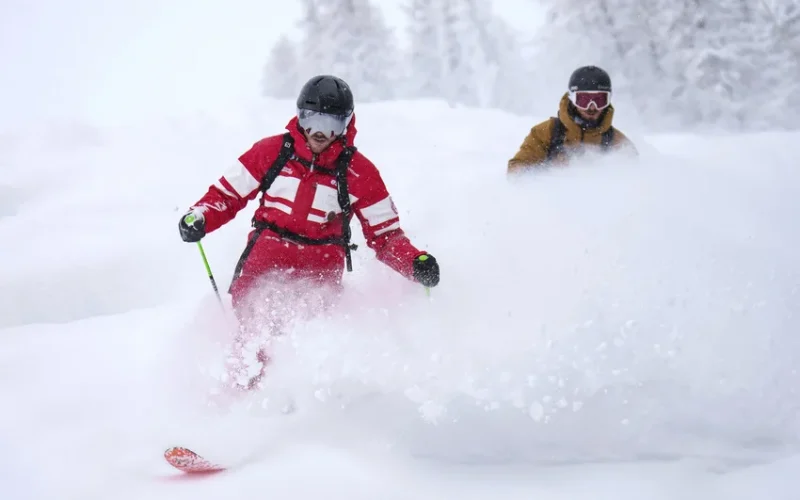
[547,117,567,162]
[258,132,295,194]
[601,126,615,148]
[548,117,615,161]
[335,145,357,272]
[229,133,295,289]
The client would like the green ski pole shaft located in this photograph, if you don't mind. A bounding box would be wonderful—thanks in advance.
[196,241,221,303]
[184,213,222,304]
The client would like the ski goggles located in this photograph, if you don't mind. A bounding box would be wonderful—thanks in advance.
[297,108,352,138]
[569,90,611,110]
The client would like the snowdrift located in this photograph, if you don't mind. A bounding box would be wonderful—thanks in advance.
[1,99,799,499]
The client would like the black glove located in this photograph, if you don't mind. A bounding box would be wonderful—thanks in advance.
[178,211,206,242]
[413,253,440,287]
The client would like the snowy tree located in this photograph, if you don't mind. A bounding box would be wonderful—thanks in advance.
[535,0,619,71]
[605,0,672,118]
[261,35,299,100]
[404,0,514,108]
[532,0,800,130]
[295,0,328,83]
[440,0,483,106]
[532,0,628,118]
[446,0,499,107]
[296,0,400,102]
[328,0,400,101]
[487,17,539,115]
[757,0,800,126]
[261,0,401,103]
[261,0,800,128]
[405,0,446,99]
[685,1,767,126]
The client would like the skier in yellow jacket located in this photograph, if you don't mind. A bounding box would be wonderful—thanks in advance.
[508,66,636,174]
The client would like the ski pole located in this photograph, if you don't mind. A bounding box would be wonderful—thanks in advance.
[196,241,221,303]
[184,214,222,305]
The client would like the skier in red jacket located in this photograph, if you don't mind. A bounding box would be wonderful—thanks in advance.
[178,75,440,389]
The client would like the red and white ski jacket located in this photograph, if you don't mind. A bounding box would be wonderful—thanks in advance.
[189,114,425,280]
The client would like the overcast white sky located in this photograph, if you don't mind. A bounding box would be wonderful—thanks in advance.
[0,1,543,129]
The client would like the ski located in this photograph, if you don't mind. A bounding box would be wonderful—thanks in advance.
[164,446,227,474]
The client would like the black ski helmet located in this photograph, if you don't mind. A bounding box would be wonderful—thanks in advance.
[568,65,612,93]
[296,75,354,116]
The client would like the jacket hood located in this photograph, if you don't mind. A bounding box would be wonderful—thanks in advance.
[286,113,358,167]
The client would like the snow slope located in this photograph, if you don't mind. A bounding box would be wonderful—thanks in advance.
[1,100,799,499]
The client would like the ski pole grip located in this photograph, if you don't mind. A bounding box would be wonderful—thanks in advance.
[417,255,431,296]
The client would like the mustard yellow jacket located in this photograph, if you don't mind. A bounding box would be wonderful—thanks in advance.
[508,93,636,174]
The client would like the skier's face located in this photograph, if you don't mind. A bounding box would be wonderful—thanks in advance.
[297,108,350,153]
[305,131,336,153]
[576,104,603,122]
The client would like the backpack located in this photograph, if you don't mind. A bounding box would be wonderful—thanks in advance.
[230,132,357,289]
[546,117,615,162]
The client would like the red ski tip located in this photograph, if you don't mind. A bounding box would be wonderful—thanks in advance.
[164,446,226,474]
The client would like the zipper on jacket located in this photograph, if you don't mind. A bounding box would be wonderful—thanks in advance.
[309,153,318,173]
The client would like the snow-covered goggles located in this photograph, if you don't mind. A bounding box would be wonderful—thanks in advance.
[569,91,611,110]
[297,108,352,138]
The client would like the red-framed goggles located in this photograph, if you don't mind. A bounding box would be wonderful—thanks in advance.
[297,108,353,138]
[569,90,611,111]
